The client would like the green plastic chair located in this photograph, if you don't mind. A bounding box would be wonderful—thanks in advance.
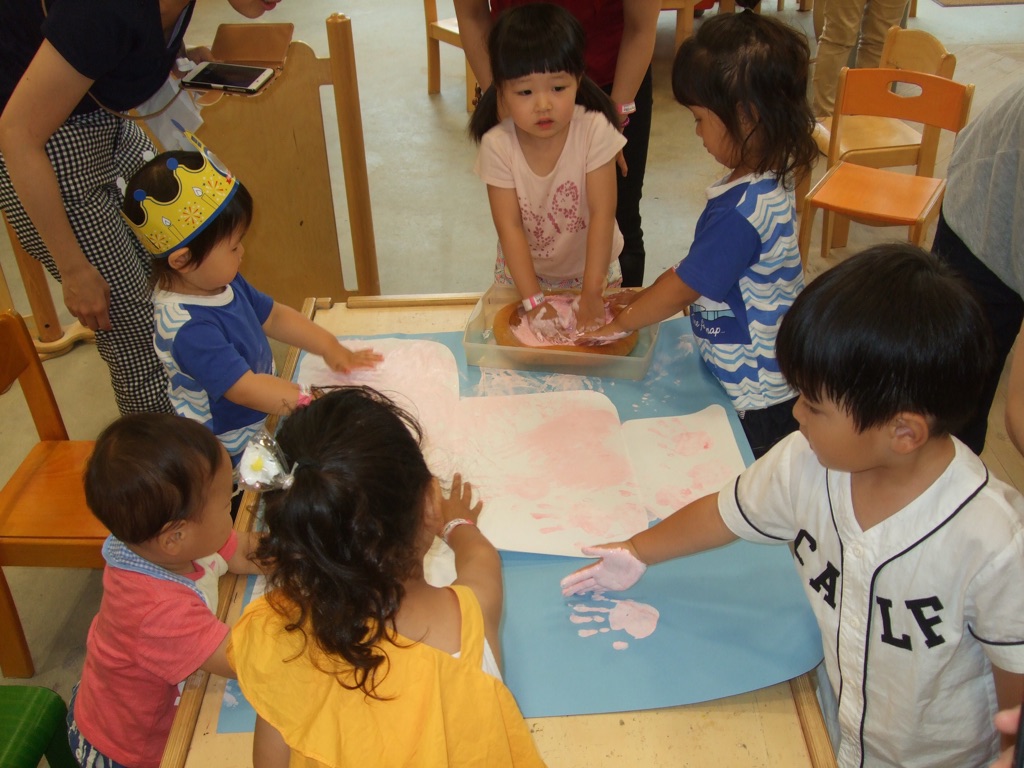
[0,685,78,768]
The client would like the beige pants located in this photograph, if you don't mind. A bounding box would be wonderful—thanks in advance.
[811,0,910,117]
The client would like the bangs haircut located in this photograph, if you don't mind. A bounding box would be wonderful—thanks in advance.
[123,151,254,290]
[488,2,586,86]
[776,244,994,436]
[85,413,224,544]
[671,11,816,181]
[469,3,617,142]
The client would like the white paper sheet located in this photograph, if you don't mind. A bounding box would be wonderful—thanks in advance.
[451,391,647,557]
[622,405,746,522]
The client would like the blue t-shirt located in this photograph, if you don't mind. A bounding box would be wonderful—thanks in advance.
[674,173,803,412]
[153,275,275,463]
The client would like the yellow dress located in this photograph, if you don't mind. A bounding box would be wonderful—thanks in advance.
[228,585,547,767]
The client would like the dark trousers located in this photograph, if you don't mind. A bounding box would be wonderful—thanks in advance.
[604,68,653,288]
[932,209,1024,455]
[740,397,800,460]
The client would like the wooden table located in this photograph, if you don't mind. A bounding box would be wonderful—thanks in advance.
[161,294,837,768]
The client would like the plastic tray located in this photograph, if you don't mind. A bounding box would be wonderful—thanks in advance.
[462,284,659,381]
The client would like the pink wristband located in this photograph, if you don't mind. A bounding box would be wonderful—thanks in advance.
[522,292,546,312]
[441,517,476,545]
[296,385,313,408]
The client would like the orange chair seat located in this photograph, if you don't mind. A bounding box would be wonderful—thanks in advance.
[0,441,106,567]
[816,116,923,165]
[811,162,945,226]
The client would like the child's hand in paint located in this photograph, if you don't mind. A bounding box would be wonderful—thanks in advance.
[560,542,647,597]
[437,473,483,527]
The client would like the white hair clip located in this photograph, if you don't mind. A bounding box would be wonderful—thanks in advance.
[236,429,296,491]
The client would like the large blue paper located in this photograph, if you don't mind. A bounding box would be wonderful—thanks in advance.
[217,317,821,729]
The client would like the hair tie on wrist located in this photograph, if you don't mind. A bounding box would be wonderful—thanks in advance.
[441,518,476,545]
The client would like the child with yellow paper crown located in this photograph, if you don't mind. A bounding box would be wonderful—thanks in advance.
[122,131,381,465]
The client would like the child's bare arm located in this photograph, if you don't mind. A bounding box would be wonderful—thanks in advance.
[199,633,234,678]
[226,530,265,575]
[224,371,304,415]
[992,706,1021,768]
[993,665,1024,750]
[562,492,737,595]
[253,715,291,768]
[488,185,543,300]
[1005,320,1024,455]
[578,158,618,331]
[263,302,381,373]
[581,268,699,339]
[443,475,504,651]
[631,491,737,565]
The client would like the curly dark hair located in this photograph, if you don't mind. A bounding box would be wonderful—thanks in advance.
[254,386,434,696]
[671,10,817,187]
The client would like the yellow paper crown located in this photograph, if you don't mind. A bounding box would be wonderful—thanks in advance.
[125,130,238,257]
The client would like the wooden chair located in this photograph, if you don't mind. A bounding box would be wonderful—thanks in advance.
[798,67,974,267]
[194,14,380,310]
[424,0,476,112]
[0,310,106,678]
[796,27,956,217]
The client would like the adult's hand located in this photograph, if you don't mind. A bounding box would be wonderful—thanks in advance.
[61,262,111,331]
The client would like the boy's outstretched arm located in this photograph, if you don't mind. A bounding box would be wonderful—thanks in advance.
[580,268,699,340]
[262,302,381,373]
[562,492,738,595]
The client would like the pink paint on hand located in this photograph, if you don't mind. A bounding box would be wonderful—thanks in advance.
[560,546,647,596]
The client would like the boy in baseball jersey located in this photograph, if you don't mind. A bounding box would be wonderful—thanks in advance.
[562,244,1024,767]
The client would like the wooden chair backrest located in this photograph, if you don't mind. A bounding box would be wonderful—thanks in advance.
[424,0,441,26]
[879,26,956,79]
[829,67,974,176]
[195,14,380,310]
[0,311,67,442]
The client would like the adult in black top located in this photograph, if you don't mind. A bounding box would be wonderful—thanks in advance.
[0,0,280,414]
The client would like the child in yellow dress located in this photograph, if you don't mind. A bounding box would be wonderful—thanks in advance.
[228,387,546,767]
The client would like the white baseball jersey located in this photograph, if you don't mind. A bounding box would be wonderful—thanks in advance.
[718,432,1024,767]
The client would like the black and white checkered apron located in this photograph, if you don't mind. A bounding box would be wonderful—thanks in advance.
[0,110,172,415]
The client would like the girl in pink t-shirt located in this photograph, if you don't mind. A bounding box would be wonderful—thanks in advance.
[470,3,625,333]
